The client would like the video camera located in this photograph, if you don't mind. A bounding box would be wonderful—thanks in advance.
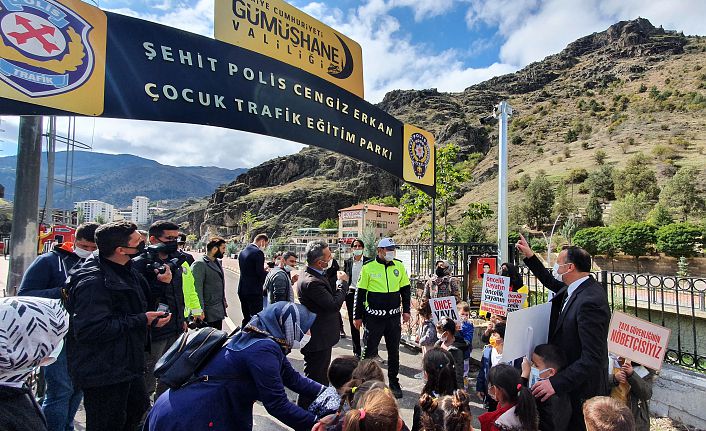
[135,242,188,275]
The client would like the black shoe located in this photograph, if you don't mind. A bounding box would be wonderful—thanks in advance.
[389,383,403,399]
[340,331,346,339]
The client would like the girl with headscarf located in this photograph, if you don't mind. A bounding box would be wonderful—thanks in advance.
[0,297,69,431]
[147,301,325,431]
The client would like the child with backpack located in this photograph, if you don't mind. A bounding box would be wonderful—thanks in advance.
[435,317,467,390]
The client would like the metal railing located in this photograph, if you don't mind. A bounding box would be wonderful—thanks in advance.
[519,266,706,372]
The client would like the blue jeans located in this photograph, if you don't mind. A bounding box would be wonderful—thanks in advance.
[42,346,83,431]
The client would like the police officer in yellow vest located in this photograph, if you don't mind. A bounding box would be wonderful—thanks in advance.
[353,237,411,399]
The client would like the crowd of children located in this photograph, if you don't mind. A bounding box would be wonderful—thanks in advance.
[308,307,657,431]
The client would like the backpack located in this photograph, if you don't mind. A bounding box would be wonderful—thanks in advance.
[153,326,239,389]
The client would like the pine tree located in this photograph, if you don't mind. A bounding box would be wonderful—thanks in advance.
[584,193,603,227]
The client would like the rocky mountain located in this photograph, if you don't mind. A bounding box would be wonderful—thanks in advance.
[0,151,246,208]
[174,18,705,240]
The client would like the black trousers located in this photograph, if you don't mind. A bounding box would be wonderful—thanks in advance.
[345,290,361,356]
[297,348,332,409]
[239,293,263,328]
[83,377,149,431]
[361,315,401,385]
[207,320,223,330]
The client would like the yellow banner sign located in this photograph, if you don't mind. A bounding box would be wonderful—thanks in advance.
[0,0,106,115]
[215,0,364,98]
[403,124,435,187]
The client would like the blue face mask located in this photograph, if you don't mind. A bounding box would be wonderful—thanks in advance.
[529,366,553,387]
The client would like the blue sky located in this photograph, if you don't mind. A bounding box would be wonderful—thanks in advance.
[2,0,705,168]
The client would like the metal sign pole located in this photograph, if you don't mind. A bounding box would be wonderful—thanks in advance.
[496,101,512,266]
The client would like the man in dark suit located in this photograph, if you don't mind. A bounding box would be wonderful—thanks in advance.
[342,238,369,357]
[296,240,347,409]
[237,233,269,327]
[516,234,611,431]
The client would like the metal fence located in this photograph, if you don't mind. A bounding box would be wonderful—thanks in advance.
[519,266,706,373]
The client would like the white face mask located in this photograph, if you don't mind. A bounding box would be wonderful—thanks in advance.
[384,251,395,262]
[529,366,552,387]
[74,246,93,259]
[284,265,294,272]
[353,250,364,257]
[552,263,565,283]
[325,258,333,269]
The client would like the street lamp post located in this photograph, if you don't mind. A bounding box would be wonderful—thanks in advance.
[496,101,513,266]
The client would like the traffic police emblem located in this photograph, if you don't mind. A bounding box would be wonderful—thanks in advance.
[407,132,431,180]
[0,0,96,97]
[393,269,399,277]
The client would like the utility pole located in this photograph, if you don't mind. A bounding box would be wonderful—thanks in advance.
[43,116,56,225]
[496,101,513,266]
[7,116,43,296]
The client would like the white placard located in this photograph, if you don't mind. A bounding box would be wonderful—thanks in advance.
[395,249,412,276]
[502,302,552,362]
[608,311,671,371]
[480,274,511,317]
[430,296,459,324]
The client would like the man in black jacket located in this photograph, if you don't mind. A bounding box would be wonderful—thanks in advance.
[132,220,186,401]
[67,221,171,431]
[237,233,269,327]
[515,234,611,431]
[17,222,98,431]
[296,240,347,409]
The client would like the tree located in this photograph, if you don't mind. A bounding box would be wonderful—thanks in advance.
[359,227,378,258]
[584,193,603,227]
[450,202,494,243]
[613,153,659,200]
[646,203,674,227]
[240,210,257,241]
[614,222,657,272]
[559,216,579,245]
[573,227,605,255]
[553,182,576,219]
[594,150,607,165]
[656,223,701,257]
[522,171,555,229]
[319,218,338,229]
[94,215,106,224]
[659,166,705,222]
[586,166,615,201]
[609,193,650,226]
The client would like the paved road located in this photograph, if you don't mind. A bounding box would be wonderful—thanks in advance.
[221,260,487,429]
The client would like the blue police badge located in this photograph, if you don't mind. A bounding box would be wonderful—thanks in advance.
[393,269,399,277]
[407,132,431,180]
[0,0,95,97]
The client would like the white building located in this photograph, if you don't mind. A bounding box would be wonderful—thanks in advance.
[75,200,115,223]
[131,196,149,225]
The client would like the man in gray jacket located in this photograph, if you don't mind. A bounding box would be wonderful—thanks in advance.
[192,237,227,330]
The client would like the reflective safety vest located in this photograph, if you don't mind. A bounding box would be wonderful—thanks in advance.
[356,258,411,317]
[181,261,202,317]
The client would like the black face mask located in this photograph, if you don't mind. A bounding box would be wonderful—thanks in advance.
[127,241,146,258]
[159,240,179,254]
[436,267,447,277]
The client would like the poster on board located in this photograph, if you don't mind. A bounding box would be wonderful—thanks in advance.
[477,257,496,279]
[480,274,510,317]
[429,296,459,324]
[607,311,670,371]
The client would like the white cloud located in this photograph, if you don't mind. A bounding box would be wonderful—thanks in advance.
[464,0,706,67]
[299,1,517,101]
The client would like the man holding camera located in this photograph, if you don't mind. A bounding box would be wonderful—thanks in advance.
[132,220,187,401]
[67,221,171,431]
